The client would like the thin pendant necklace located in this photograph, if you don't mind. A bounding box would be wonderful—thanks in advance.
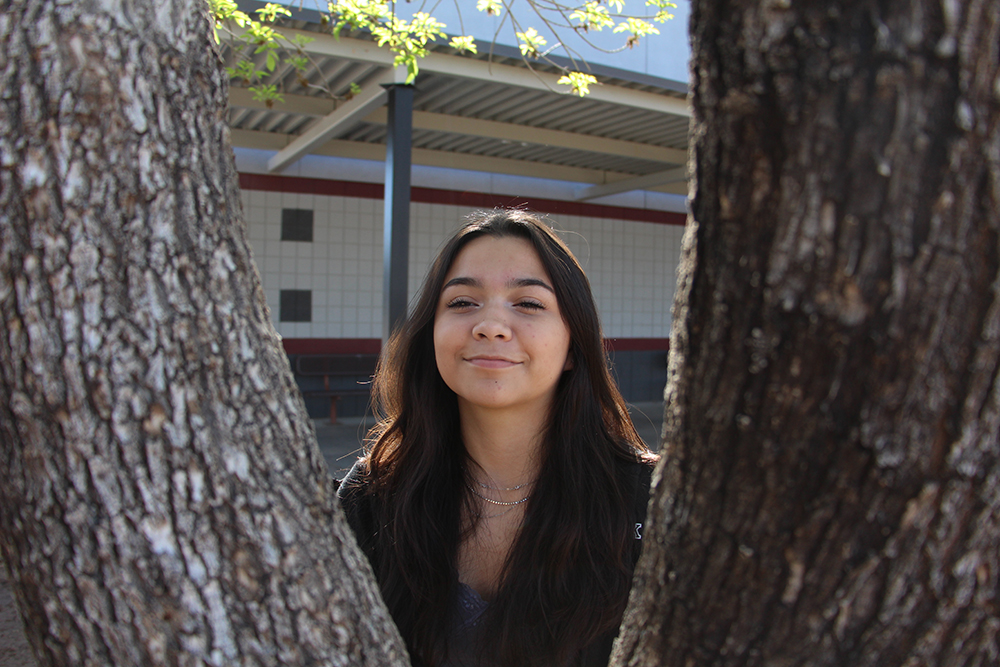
[476,479,533,492]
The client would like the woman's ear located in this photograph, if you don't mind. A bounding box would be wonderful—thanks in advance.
[563,349,574,371]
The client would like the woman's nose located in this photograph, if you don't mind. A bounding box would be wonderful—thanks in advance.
[472,313,511,340]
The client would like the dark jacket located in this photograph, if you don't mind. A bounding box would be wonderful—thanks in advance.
[337,458,655,667]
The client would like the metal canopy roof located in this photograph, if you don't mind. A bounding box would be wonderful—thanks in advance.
[225,4,691,200]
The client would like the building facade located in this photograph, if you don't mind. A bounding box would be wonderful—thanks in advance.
[237,169,684,417]
[228,1,692,417]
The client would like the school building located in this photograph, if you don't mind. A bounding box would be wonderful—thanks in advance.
[228,1,692,417]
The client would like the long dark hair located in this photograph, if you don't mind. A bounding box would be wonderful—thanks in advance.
[358,209,654,665]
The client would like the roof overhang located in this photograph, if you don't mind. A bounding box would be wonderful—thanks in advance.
[224,1,691,198]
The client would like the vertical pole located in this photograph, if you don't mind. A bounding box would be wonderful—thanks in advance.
[382,84,413,344]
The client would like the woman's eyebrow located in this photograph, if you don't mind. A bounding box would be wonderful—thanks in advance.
[442,276,555,293]
[510,277,555,293]
[442,276,481,289]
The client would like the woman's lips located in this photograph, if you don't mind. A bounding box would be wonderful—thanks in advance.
[465,356,520,369]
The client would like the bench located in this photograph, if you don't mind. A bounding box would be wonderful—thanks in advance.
[294,354,379,424]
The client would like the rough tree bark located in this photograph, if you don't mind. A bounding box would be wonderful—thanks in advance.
[0,1,407,665]
[613,1,999,665]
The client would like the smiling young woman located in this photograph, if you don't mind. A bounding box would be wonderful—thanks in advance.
[338,209,658,667]
[434,234,572,418]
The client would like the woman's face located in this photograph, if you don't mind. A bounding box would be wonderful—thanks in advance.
[433,235,572,415]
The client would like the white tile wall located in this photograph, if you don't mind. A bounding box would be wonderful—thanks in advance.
[241,190,683,340]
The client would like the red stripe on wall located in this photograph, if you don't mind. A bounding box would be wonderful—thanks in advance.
[604,338,671,352]
[240,173,385,199]
[238,173,686,226]
[408,188,685,226]
[282,338,669,355]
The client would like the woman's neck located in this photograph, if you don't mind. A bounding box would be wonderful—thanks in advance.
[458,402,547,488]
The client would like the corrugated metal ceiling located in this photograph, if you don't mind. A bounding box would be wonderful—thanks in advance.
[223,9,690,197]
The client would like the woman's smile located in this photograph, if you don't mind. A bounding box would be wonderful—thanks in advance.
[465,355,521,369]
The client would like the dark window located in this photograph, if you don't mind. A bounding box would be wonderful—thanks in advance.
[280,290,312,322]
[281,209,314,242]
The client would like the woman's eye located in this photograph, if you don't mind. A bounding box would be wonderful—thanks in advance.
[516,300,545,310]
[446,298,476,309]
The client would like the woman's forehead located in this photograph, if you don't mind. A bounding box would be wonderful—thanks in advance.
[444,235,550,280]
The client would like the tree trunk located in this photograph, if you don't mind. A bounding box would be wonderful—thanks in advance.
[0,1,407,665]
[614,1,999,665]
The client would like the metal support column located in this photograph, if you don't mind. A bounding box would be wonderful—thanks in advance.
[382,84,414,344]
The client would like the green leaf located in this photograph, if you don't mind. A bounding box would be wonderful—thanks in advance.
[208,0,239,20]
[613,17,661,38]
[569,2,613,32]
[476,0,503,16]
[647,0,677,24]
[557,72,598,96]
[449,35,478,54]
[248,24,278,46]
[288,56,310,72]
[208,0,253,41]
[406,58,420,84]
[249,84,284,107]
[516,27,546,57]
[227,60,260,83]
[256,3,292,22]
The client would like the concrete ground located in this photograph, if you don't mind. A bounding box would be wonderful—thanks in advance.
[315,400,666,479]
